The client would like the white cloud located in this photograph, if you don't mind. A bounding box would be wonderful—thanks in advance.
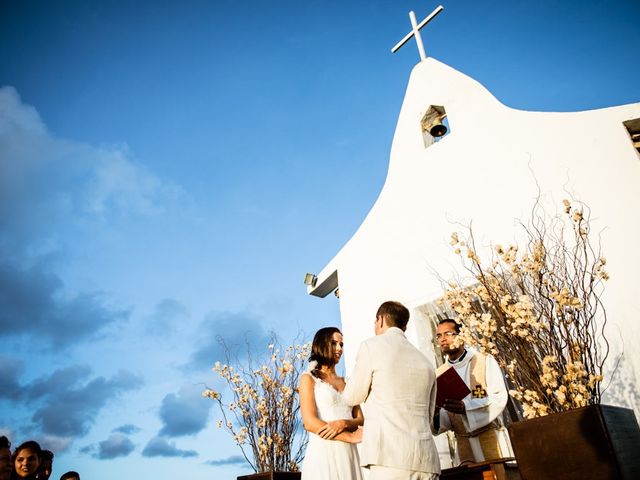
[0,85,185,251]
[141,436,198,458]
[38,435,73,454]
[158,383,212,437]
[145,298,189,336]
[95,433,136,459]
[84,144,182,217]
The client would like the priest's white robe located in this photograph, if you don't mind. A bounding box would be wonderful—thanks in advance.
[437,349,513,464]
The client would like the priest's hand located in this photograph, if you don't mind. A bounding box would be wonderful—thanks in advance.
[443,399,466,414]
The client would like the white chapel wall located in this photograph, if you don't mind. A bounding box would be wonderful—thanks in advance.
[312,58,640,414]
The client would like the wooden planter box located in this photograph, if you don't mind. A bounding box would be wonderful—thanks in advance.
[508,404,640,480]
[441,458,520,480]
[237,472,301,480]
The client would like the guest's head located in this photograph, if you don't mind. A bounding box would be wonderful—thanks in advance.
[309,327,343,373]
[37,450,54,480]
[0,436,11,480]
[12,441,41,479]
[375,301,410,334]
[59,471,80,480]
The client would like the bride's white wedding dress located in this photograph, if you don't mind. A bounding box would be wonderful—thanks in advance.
[300,372,363,480]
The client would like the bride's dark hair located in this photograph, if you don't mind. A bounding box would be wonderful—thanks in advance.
[309,327,341,378]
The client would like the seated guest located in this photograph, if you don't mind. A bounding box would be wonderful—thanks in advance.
[36,451,53,480]
[435,319,512,465]
[11,441,42,480]
[0,436,11,480]
[59,472,79,480]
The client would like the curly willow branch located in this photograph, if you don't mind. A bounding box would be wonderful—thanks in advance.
[442,198,609,418]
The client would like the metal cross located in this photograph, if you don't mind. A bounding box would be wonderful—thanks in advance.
[391,5,444,61]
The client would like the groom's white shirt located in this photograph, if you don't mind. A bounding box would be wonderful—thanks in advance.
[342,327,441,474]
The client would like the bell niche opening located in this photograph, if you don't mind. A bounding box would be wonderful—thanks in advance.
[623,118,640,156]
[421,105,450,148]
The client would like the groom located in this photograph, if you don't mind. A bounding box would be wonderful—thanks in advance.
[342,301,440,480]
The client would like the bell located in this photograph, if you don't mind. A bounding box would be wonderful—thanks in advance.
[429,120,447,137]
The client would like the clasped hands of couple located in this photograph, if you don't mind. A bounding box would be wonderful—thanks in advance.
[317,419,363,443]
[316,401,465,443]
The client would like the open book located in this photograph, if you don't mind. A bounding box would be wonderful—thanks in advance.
[436,367,471,408]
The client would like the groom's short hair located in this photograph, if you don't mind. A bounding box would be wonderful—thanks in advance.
[377,301,410,330]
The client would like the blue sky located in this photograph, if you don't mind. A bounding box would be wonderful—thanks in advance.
[1,0,638,478]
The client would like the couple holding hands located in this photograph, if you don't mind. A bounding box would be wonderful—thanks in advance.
[299,301,441,480]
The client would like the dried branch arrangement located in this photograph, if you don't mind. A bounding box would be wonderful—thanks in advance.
[203,340,311,472]
[441,199,610,418]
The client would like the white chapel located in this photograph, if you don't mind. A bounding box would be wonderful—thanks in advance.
[305,6,640,427]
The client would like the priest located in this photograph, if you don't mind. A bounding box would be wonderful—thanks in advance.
[434,318,513,465]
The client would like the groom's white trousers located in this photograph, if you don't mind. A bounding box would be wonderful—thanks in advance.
[368,465,438,480]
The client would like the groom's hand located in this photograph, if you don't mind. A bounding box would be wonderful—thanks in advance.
[317,420,347,439]
[443,399,466,414]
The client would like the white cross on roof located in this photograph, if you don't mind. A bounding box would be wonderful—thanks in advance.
[391,5,444,61]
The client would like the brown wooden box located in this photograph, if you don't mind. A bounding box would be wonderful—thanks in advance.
[441,458,520,480]
[508,404,640,480]
[237,472,301,480]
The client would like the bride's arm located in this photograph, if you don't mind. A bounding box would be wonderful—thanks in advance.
[338,427,363,444]
[317,404,364,436]
[299,374,361,443]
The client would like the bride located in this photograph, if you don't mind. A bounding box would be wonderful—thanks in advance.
[299,327,364,480]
